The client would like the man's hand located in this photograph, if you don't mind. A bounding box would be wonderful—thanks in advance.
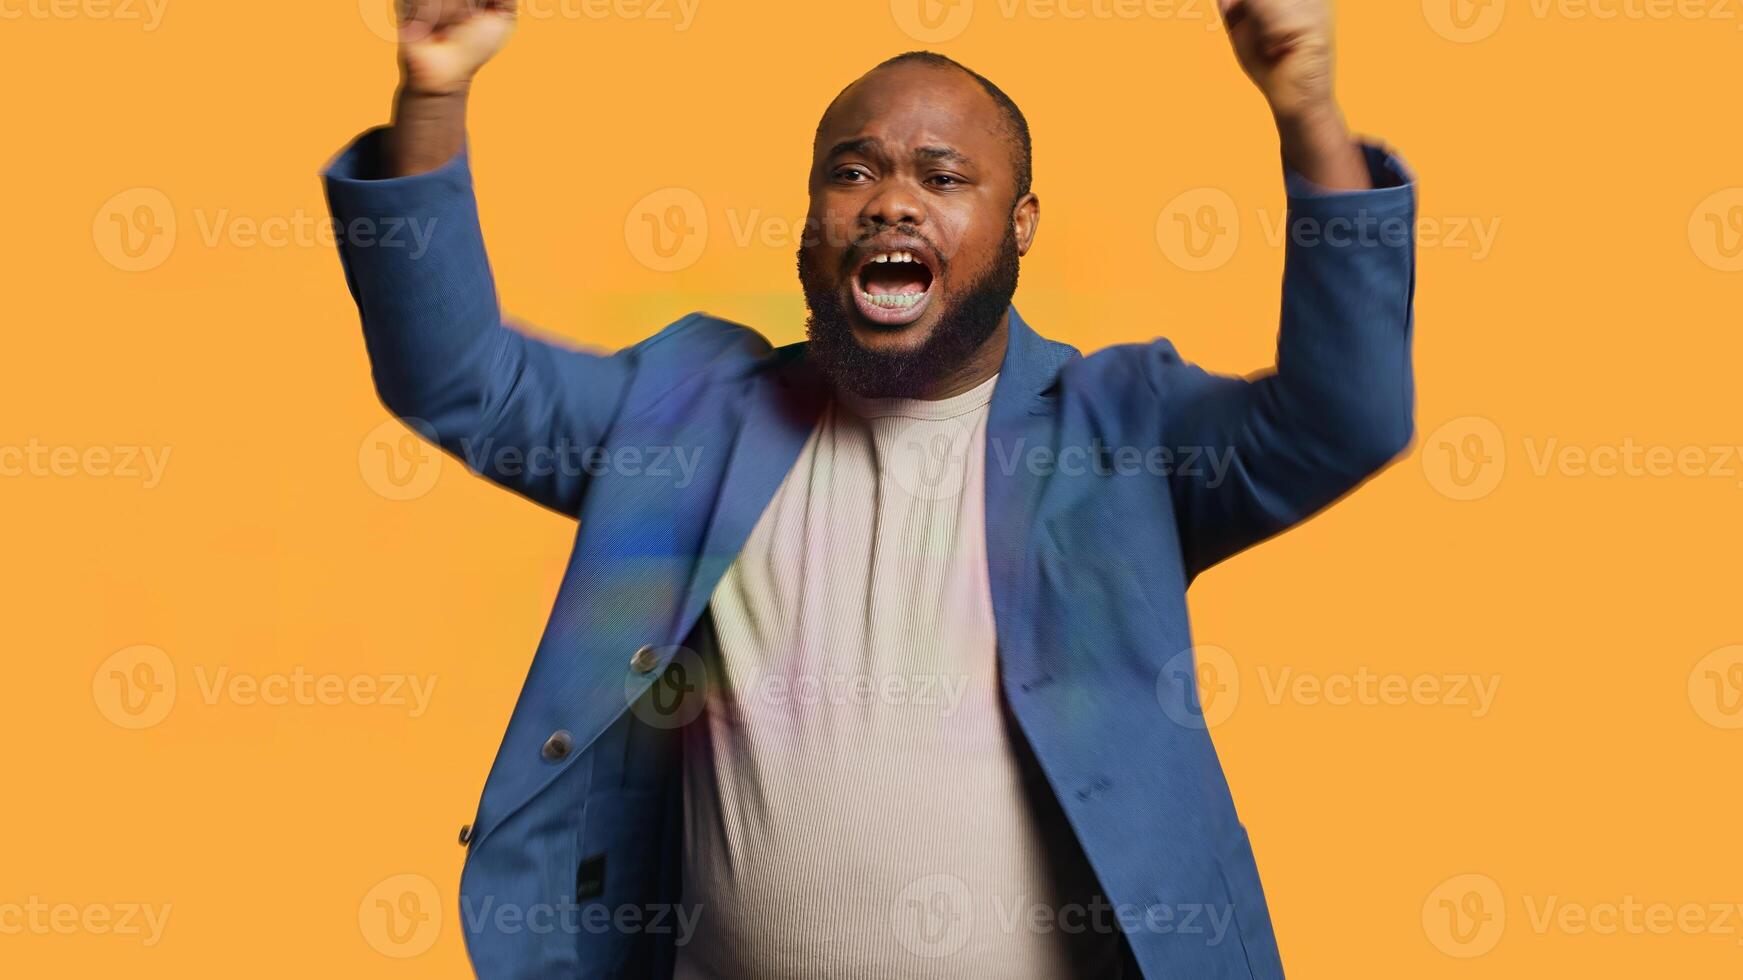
[1217,0,1370,191]
[1217,0,1333,120]
[388,0,518,177]
[399,0,518,97]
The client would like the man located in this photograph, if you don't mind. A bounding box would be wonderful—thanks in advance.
[323,0,1416,976]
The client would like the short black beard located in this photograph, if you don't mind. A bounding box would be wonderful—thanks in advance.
[798,227,1019,399]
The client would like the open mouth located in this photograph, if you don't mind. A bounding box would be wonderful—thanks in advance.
[851,246,937,327]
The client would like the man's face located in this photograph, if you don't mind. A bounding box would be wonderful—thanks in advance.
[798,62,1039,397]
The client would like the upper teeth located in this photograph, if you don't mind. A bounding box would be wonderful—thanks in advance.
[871,251,919,264]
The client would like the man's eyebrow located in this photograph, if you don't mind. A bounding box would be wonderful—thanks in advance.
[914,145,971,165]
[826,137,884,160]
[822,139,973,166]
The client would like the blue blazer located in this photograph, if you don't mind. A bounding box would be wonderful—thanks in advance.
[325,127,1417,979]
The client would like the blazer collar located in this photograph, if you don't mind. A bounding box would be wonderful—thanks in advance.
[993,305,1078,407]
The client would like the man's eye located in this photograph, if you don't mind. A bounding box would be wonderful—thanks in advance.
[929,174,964,188]
[835,168,870,182]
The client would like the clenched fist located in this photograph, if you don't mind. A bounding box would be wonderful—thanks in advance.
[1218,0,1368,190]
[398,0,518,96]
[1217,0,1335,121]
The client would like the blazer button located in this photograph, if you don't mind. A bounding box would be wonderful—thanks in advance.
[458,824,473,846]
[630,644,661,675]
[541,730,573,762]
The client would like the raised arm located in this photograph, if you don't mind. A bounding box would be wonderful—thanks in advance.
[323,0,635,517]
[1159,0,1417,578]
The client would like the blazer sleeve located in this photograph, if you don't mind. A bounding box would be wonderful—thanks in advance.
[323,127,639,518]
[1150,141,1419,580]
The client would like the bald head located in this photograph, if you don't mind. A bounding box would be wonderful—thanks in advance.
[815,52,1033,202]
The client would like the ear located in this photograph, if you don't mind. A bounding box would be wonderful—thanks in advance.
[1012,192,1040,257]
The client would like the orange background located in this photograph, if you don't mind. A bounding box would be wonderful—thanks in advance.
[4,0,1741,976]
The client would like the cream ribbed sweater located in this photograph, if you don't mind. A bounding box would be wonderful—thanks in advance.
[674,373,1121,979]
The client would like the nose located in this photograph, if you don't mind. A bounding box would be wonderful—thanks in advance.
[860,178,925,231]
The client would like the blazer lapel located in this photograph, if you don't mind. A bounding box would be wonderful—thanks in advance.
[673,349,830,640]
[985,307,1077,689]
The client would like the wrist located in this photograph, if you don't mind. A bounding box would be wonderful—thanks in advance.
[392,85,470,131]
[1272,100,1369,191]
[388,87,470,178]
[396,82,472,106]
[1272,99,1346,144]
